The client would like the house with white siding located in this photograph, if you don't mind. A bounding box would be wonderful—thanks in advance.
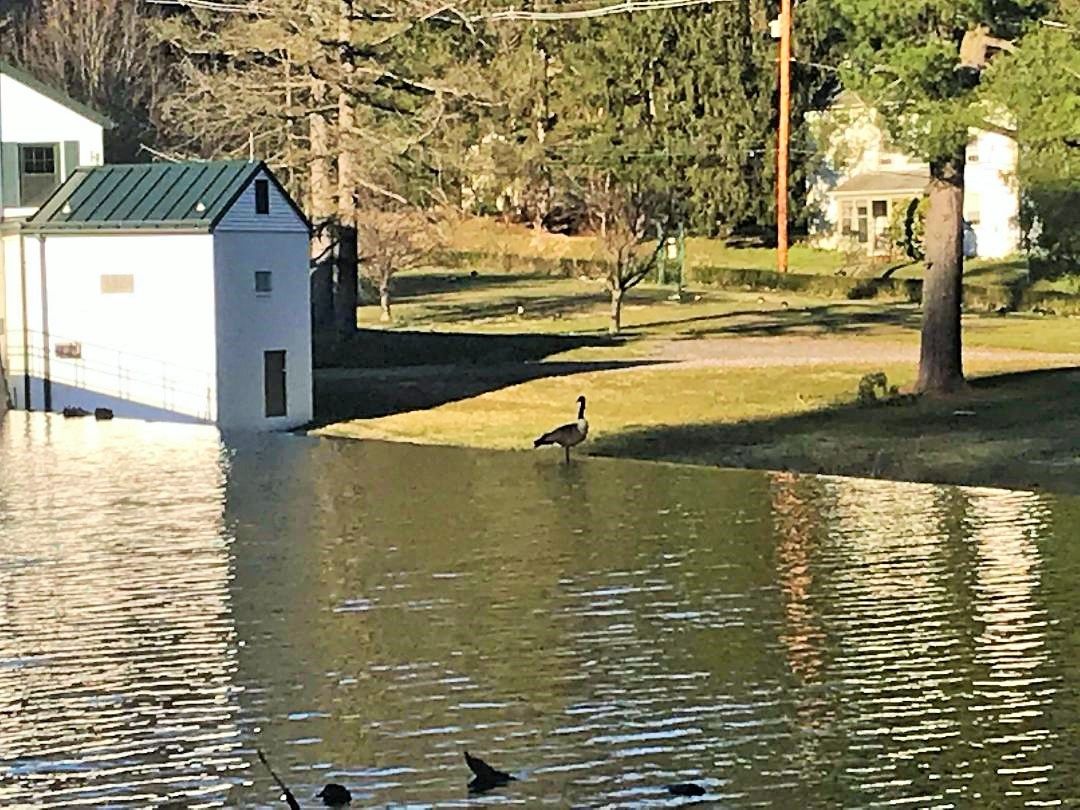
[0,60,112,406]
[3,160,314,431]
[808,92,1021,260]
[0,59,110,218]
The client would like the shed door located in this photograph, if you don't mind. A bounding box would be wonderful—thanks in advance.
[264,350,287,417]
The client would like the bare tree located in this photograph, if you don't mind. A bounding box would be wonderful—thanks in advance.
[589,186,665,334]
[358,205,447,322]
[155,0,490,337]
[3,0,164,160]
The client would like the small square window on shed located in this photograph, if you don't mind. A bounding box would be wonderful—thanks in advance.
[101,274,134,294]
[255,270,273,294]
[255,179,270,214]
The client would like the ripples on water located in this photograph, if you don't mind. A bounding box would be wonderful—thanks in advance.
[1,412,1078,808]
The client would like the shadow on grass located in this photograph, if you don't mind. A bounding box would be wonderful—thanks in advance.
[312,326,658,425]
[588,366,1080,494]
[316,328,621,369]
[389,271,554,302]
[401,291,612,325]
[633,303,923,339]
[313,358,663,424]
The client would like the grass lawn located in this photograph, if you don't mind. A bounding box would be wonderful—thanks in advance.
[445,217,1069,289]
[362,267,1080,356]
[446,217,846,274]
[316,359,1080,494]
[314,263,1080,493]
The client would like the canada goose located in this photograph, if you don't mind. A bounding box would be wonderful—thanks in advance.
[533,395,588,464]
[316,783,352,807]
[464,751,515,793]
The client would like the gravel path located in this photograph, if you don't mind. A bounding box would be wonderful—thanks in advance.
[645,335,1080,369]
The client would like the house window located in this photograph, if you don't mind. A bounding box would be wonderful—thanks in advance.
[841,201,854,236]
[255,179,270,214]
[840,200,870,244]
[856,203,869,243]
[255,270,273,294]
[872,200,888,218]
[964,192,981,225]
[100,274,134,294]
[264,350,287,417]
[19,144,59,208]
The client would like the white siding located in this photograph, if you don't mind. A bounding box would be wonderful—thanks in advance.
[215,169,308,233]
[808,101,1021,259]
[1,229,25,406]
[213,229,312,431]
[0,71,105,218]
[965,131,1020,259]
[16,232,217,421]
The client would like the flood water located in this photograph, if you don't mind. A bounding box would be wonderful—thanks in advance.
[1,412,1079,808]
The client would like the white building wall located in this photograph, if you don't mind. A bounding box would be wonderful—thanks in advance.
[216,169,309,234]
[808,101,1020,259]
[964,130,1021,259]
[1,228,25,406]
[213,228,312,431]
[17,232,217,421]
[0,71,105,219]
[807,105,929,251]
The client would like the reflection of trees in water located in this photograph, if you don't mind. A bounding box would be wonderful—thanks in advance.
[225,440,793,805]
[0,416,244,807]
[770,471,832,789]
[789,474,1062,804]
[963,488,1056,798]
[771,472,826,686]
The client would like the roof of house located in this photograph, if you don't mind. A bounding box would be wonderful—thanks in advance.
[0,59,114,128]
[24,159,310,234]
[831,171,929,196]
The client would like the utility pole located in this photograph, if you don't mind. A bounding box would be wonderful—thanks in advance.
[776,0,792,273]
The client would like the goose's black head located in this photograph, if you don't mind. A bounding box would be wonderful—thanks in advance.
[316,783,352,807]
[576,395,586,417]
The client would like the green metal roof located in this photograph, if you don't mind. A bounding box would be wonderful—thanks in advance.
[0,60,114,128]
[24,160,309,233]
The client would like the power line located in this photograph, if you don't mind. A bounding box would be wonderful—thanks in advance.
[473,0,734,23]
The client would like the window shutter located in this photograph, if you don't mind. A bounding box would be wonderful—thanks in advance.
[62,141,80,180]
[1,143,20,208]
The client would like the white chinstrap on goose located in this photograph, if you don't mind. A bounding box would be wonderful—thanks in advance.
[533,395,589,464]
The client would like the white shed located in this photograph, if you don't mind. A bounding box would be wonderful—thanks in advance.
[3,159,313,431]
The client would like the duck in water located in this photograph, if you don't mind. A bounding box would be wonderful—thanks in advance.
[464,751,516,793]
[533,395,589,464]
[316,783,352,806]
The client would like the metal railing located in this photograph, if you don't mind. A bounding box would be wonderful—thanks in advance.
[5,330,215,421]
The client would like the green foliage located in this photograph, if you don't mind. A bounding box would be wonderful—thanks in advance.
[809,0,1053,162]
[857,371,900,406]
[887,196,929,261]
[984,2,1080,270]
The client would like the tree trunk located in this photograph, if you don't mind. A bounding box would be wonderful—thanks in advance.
[333,0,358,336]
[333,226,359,334]
[609,286,624,334]
[379,281,392,322]
[308,79,334,331]
[916,149,966,394]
